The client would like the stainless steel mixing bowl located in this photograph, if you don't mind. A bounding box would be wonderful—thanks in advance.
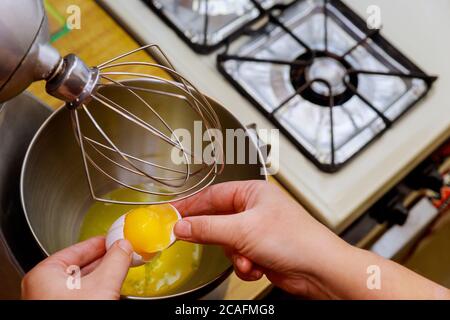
[20,79,267,299]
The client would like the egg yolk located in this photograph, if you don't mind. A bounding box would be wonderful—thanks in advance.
[79,186,202,297]
[123,205,178,256]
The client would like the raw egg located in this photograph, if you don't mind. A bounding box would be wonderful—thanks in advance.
[106,204,181,266]
[79,186,202,297]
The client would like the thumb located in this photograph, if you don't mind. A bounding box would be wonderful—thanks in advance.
[89,239,132,293]
[174,215,242,247]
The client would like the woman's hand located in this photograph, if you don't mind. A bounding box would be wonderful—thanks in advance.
[173,180,349,298]
[21,236,132,300]
[173,180,450,300]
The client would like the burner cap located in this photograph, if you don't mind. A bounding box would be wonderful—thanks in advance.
[290,51,358,107]
[307,57,347,96]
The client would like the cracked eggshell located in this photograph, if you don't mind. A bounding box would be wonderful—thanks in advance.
[105,214,150,267]
[105,205,182,267]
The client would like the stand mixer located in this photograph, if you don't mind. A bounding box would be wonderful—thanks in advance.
[0,0,270,300]
[0,0,223,205]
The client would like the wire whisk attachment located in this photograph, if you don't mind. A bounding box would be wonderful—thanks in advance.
[45,44,224,205]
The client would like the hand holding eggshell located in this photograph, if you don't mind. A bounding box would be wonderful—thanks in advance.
[105,204,181,267]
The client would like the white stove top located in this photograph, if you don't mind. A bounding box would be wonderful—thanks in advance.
[98,0,450,232]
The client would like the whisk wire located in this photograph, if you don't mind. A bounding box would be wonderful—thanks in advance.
[98,59,221,134]
[83,136,203,177]
[74,105,219,202]
[83,138,188,182]
[70,44,223,204]
[98,74,194,164]
[99,71,221,155]
[91,93,178,148]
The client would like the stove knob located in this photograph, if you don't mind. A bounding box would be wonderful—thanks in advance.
[423,169,444,193]
[388,203,409,226]
[406,166,443,193]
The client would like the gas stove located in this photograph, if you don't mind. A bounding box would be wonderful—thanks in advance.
[99,0,449,232]
[146,0,437,172]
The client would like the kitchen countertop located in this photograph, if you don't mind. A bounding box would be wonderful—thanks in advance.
[27,0,274,300]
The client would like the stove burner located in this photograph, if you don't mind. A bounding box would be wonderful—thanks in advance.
[214,0,437,171]
[290,51,358,107]
[144,0,281,53]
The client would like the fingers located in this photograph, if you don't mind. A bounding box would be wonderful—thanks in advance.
[172,180,264,217]
[224,249,253,274]
[232,255,264,281]
[81,257,102,276]
[43,236,106,269]
[233,255,253,274]
[174,214,243,246]
[89,239,132,293]
[235,266,264,282]
[223,248,264,281]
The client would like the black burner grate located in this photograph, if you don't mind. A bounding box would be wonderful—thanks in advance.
[217,0,437,172]
[289,50,358,107]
